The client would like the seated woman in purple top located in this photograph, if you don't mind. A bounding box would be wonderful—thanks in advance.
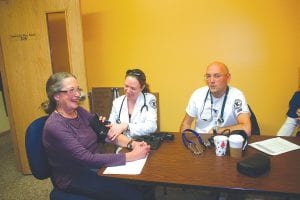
[277,91,300,136]
[41,72,154,200]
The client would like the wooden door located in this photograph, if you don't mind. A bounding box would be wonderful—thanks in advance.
[0,0,88,174]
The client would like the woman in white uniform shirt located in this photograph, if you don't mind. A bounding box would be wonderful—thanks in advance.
[109,69,157,138]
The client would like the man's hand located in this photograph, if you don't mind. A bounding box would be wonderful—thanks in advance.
[296,108,300,120]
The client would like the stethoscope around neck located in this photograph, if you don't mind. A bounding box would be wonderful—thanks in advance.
[199,86,229,124]
[116,92,148,124]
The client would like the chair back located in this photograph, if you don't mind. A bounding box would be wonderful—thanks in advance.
[248,105,260,135]
[25,116,97,200]
[88,87,124,117]
[25,116,50,180]
[152,92,160,132]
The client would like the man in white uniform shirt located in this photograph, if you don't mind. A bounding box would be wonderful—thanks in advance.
[180,61,251,136]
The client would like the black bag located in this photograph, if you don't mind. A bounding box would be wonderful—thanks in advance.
[237,153,271,177]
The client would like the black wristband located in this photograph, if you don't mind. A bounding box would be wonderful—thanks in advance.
[213,126,218,135]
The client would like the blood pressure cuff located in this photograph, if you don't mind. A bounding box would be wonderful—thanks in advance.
[152,132,175,141]
[89,114,110,144]
[132,132,174,150]
[237,153,271,177]
[132,135,161,150]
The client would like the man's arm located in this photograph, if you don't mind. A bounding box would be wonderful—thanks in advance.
[217,113,251,136]
[277,117,298,136]
[179,113,195,133]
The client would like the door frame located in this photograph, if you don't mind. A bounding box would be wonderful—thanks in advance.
[0,0,88,174]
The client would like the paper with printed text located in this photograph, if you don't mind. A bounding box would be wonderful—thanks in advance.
[249,137,300,155]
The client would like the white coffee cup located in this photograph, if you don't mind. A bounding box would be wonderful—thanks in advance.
[228,134,246,158]
[213,135,228,156]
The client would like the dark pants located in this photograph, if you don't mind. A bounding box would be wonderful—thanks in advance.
[66,169,155,200]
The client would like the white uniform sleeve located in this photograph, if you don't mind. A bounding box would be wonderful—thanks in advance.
[186,93,198,118]
[128,93,157,137]
[231,89,250,117]
[186,88,206,118]
[277,117,298,136]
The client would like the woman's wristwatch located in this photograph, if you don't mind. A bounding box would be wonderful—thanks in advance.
[126,139,133,149]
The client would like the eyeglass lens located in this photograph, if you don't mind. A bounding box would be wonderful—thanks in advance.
[60,88,82,95]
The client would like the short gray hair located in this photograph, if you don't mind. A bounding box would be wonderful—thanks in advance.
[41,72,76,114]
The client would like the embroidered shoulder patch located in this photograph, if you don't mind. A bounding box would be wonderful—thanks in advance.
[149,99,157,109]
[234,99,242,110]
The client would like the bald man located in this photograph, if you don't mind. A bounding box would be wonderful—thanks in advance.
[180,61,251,136]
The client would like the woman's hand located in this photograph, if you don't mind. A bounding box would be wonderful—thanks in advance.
[125,141,150,162]
[106,128,121,141]
[106,123,128,141]
[98,116,120,141]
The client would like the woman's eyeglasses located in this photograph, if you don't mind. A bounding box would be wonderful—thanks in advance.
[59,88,82,96]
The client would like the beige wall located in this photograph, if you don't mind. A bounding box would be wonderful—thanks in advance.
[80,0,300,135]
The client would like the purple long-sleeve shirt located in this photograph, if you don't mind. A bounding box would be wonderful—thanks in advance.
[42,106,126,189]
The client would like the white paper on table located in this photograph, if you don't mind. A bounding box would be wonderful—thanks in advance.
[249,137,300,155]
[103,156,148,175]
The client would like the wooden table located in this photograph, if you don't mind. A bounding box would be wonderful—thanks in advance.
[98,134,300,197]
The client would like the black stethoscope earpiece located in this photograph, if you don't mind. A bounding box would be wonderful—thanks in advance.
[116,93,148,124]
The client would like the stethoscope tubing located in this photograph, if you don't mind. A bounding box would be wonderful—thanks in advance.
[199,86,229,123]
[116,92,148,124]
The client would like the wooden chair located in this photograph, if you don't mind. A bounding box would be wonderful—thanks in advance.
[88,87,124,118]
[88,87,123,153]
[153,92,160,132]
